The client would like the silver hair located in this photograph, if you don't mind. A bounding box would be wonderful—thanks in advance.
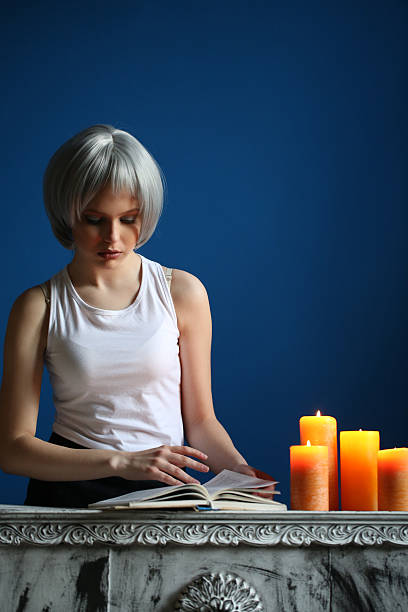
[43,124,165,249]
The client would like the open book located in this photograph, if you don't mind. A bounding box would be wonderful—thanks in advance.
[89,469,287,511]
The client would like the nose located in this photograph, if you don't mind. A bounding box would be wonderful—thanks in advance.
[102,220,119,244]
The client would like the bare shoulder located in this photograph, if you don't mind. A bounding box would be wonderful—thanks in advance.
[7,285,49,335]
[170,268,208,301]
[11,285,48,315]
[166,268,210,331]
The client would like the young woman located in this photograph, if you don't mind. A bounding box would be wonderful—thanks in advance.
[0,124,273,507]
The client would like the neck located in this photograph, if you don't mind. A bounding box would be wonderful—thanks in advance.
[68,251,141,288]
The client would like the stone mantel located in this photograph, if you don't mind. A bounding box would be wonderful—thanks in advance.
[1,506,407,611]
[0,506,407,548]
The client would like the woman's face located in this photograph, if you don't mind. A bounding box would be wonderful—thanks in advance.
[71,185,142,265]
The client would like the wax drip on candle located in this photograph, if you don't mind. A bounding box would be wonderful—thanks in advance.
[306,440,311,446]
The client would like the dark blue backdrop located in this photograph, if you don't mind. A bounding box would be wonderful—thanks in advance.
[1,1,407,506]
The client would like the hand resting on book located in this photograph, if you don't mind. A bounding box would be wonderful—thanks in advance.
[111,444,210,486]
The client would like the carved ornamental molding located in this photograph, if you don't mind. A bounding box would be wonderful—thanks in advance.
[175,572,263,612]
[1,517,408,547]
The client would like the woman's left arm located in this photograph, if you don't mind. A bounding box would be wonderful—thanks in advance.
[171,269,252,475]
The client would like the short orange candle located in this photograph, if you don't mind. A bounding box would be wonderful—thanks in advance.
[300,412,338,510]
[290,441,329,510]
[378,448,408,511]
[340,430,379,510]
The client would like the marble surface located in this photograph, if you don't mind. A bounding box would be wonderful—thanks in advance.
[0,507,407,611]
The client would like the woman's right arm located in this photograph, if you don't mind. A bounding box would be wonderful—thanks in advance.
[0,287,208,485]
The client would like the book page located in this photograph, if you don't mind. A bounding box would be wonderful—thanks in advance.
[204,469,277,496]
[90,482,206,508]
[214,490,280,503]
[89,469,277,508]
[212,500,287,512]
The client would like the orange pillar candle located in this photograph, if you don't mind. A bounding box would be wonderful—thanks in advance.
[378,448,408,511]
[340,430,379,510]
[290,441,329,510]
[299,412,338,510]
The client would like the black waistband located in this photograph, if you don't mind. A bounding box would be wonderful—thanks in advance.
[49,431,89,450]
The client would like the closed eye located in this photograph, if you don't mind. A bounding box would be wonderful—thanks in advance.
[120,217,138,224]
[83,215,138,225]
[84,216,102,225]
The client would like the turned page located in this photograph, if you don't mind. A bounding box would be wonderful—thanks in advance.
[204,470,277,496]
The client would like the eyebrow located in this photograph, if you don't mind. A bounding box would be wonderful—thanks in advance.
[84,207,140,215]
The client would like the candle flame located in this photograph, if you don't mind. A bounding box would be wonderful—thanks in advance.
[306,440,311,446]
[316,410,321,417]
[359,428,362,431]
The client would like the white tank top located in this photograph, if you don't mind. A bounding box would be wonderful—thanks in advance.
[44,254,183,451]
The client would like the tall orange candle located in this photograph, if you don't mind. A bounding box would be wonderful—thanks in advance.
[290,441,329,510]
[300,411,338,510]
[378,448,408,511]
[340,430,379,510]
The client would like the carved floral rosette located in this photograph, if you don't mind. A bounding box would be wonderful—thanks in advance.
[0,517,408,547]
[175,572,263,612]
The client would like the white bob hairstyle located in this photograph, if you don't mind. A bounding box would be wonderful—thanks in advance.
[43,124,165,249]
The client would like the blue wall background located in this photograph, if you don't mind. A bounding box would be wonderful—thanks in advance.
[1,0,407,506]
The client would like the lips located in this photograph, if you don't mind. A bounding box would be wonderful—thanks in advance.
[97,250,122,260]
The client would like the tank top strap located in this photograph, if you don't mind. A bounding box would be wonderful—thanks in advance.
[39,281,50,305]
[163,267,173,290]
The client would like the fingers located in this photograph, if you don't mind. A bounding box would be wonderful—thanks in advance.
[153,471,193,487]
[251,489,276,499]
[143,445,210,486]
[125,445,210,486]
[169,452,209,474]
[160,445,210,474]
[163,463,202,485]
[245,466,276,482]
[251,468,276,482]
[147,463,201,486]
[236,465,276,482]
[170,445,208,462]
